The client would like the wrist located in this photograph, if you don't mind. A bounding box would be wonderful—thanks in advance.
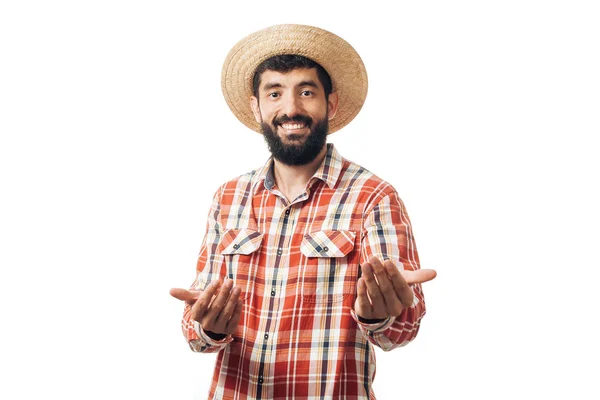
[356,315,386,324]
[204,330,227,341]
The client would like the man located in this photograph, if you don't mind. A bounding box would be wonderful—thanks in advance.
[171,24,437,399]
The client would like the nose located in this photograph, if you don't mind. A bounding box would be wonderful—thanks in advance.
[280,94,302,117]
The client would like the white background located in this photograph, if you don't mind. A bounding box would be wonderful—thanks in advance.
[1,1,599,399]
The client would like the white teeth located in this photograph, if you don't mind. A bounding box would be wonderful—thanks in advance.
[281,123,305,130]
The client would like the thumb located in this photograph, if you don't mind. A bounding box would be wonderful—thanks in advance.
[400,269,437,285]
[170,288,201,304]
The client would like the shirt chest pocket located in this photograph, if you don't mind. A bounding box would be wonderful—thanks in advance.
[218,228,264,300]
[299,230,358,304]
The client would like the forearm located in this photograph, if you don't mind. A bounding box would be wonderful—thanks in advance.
[357,188,428,350]
[178,187,231,353]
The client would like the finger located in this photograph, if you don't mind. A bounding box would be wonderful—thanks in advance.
[217,286,241,324]
[191,280,222,322]
[368,256,386,285]
[401,269,438,285]
[385,261,414,308]
[201,279,234,327]
[225,299,244,334]
[170,288,201,304]
[361,262,386,312]
[354,277,374,319]
[372,258,403,316]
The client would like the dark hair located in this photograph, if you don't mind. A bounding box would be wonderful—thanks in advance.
[252,54,333,98]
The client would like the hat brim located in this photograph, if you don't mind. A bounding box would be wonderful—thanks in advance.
[221,24,368,134]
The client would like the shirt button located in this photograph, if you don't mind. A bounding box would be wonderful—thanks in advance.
[285,209,290,216]
[276,248,283,256]
[323,246,329,252]
[270,290,276,296]
[258,376,264,384]
[233,244,239,249]
[264,333,269,340]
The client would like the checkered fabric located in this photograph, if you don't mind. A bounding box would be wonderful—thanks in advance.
[179,144,426,399]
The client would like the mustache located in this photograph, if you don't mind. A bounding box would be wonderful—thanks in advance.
[273,114,312,126]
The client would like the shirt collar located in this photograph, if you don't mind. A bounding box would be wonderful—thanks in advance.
[252,143,344,194]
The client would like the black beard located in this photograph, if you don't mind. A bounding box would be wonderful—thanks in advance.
[261,115,328,166]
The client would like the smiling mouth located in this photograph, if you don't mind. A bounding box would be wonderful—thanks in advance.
[279,122,308,133]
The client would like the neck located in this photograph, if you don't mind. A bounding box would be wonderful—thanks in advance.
[272,145,328,201]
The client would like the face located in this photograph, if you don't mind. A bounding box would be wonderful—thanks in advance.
[251,68,338,166]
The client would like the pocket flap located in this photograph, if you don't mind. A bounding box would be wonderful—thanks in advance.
[218,229,264,255]
[300,230,356,257]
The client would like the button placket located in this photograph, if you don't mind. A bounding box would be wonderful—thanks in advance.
[255,202,288,393]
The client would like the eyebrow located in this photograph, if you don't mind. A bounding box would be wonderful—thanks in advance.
[262,80,320,91]
[263,82,283,91]
[296,80,319,89]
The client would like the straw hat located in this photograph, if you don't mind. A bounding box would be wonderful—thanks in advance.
[221,24,368,134]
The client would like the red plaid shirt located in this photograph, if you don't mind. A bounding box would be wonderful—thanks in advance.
[180,144,427,399]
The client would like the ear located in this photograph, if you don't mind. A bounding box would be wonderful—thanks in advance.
[250,96,262,123]
[327,92,339,120]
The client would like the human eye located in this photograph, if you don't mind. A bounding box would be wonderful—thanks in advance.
[300,90,314,97]
[268,92,280,99]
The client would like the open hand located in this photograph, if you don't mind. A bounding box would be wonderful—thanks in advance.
[354,256,437,320]
[170,279,243,336]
